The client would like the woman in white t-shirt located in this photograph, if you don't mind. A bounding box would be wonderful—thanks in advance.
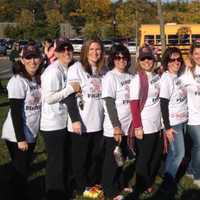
[125,46,163,200]
[1,45,43,200]
[40,38,80,200]
[101,44,133,199]
[66,38,105,195]
[181,42,200,188]
[159,47,187,193]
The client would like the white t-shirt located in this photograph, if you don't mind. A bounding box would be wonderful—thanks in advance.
[67,61,104,133]
[102,69,133,137]
[160,71,188,126]
[181,66,200,125]
[129,72,161,134]
[2,75,41,143]
[40,60,74,131]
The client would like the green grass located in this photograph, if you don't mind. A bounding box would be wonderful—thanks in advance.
[0,80,199,200]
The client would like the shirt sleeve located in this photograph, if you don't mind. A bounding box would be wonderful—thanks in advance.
[7,76,27,99]
[67,62,81,83]
[62,93,81,123]
[160,97,171,130]
[9,98,25,142]
[159,74,172,100]
[102,73,117,99]
[129,74,140,100]
[104,97,121,128]
[41,68,74,104]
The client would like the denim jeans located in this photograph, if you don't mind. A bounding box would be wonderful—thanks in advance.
[187,125,200,180]
[165,123,186,178]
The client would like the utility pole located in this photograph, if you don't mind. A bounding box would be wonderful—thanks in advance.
[157,0,166,55]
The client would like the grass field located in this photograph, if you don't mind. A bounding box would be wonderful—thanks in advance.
[0,80,199,200]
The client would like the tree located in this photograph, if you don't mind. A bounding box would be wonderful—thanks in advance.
[157,0,166,54]
[16,9,34,26]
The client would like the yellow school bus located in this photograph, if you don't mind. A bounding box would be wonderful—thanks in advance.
[140,23,200,55]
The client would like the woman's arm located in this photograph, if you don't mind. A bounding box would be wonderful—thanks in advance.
[160,97,171,130]
[9,98,25,141]
[104,97,122,143]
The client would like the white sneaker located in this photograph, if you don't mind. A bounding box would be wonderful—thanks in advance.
[193,179,200,188]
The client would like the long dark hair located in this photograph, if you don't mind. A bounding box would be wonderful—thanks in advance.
[162,47,185,76]
[80,38,105,75]
[107,43,131,72]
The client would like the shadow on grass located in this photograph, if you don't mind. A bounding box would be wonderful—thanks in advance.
[0,160,46,200]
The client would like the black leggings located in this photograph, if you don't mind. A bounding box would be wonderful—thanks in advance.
[6,140,35,200]
[135,132,163,193]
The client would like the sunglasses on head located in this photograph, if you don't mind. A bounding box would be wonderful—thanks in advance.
[168,57,182,63]
[140,56,154,61]
[114,55,128,61]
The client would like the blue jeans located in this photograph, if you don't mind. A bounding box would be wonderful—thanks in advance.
[165,123,186,178]
[187,125,200,179]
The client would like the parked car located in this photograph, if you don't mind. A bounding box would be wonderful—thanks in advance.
[19,40,28,49]
[70,38,83,53]
[0,41,7,56]
[127,41,136,54]
[103,40,113,53]
[6,39,15,50]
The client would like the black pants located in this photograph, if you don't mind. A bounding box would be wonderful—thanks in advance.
[6,140,35,200]
[69,131,103,194]
[42,129,69,200]
[101,136,128,198]
[134,132,163,194]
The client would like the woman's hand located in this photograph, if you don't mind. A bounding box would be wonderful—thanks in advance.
[18,141,28,151]
[114,127,123,144]
[72,121,81,134]
[165,128,175,143]
[70,82,81,93]
[135,127,144,140]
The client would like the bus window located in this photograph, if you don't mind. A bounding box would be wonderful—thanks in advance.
[168,35,178,45]
[144,35,154,45]
[179,34,190,44]
[192,34,200,43]
[156,35,161,44]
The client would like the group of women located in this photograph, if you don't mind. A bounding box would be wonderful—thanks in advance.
[1,37,200,200]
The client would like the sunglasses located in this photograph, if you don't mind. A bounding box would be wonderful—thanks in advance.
[24,55,40,59]
[168,57,182,63]
[64,47,73,52]
[140,57,154,61]
[114,55,128,61]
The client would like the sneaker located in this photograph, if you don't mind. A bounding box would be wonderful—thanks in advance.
[83,185,104,199]
[113,195,124,200]
[123,187,133,193]
[193,179,200,188]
